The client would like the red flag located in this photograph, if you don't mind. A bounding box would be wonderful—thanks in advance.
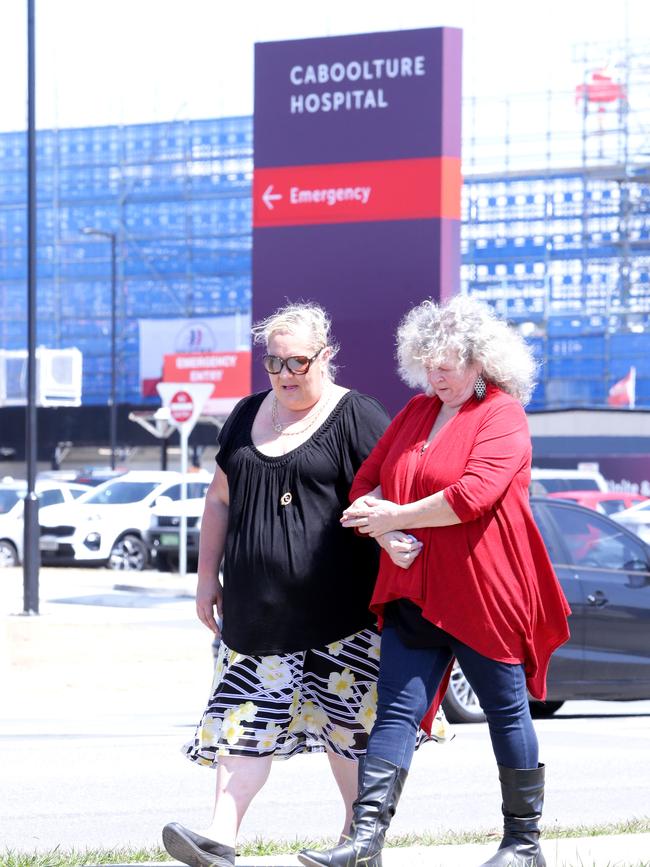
[607,367,636,408]
[575,69,626,108]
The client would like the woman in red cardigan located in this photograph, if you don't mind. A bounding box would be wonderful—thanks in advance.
[300,296,570,867]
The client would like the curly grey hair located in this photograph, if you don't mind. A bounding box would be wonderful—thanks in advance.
[251,301,340,380]
[396,295,537,404]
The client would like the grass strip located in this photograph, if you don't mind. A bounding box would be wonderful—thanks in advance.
[2,817,648,865]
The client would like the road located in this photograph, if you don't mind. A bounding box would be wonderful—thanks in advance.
[2,567,649,852]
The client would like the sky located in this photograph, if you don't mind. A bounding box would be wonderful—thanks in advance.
[0,0,648,136]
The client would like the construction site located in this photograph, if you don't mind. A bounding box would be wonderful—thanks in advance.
[1,36,649,468]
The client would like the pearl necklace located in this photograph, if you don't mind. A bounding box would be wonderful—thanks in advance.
[271,389,331,436]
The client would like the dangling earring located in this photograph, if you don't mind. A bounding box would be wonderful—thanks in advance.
[474,374,487,401]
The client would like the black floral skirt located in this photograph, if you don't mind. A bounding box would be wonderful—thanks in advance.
[183,626,453,766]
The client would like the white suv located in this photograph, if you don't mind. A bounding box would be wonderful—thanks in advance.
[530,467,609,495]
[38,470,211,570]
[0,478,91,567]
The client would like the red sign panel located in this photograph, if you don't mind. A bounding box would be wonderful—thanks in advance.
[253,156,461,228]
[169,390,194,423]
[163,351,252,399]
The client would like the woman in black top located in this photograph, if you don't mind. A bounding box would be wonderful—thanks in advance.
[162,303,435,867]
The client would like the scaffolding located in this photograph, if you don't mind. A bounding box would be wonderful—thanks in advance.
[462,38,650,408]
[1,40,650,410]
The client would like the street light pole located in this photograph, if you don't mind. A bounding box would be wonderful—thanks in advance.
[81,227,117,470]
[23,0,39,614]
[109,232,117,471]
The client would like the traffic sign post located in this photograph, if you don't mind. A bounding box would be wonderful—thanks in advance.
[156,383,213,576]
[170,389,194,575]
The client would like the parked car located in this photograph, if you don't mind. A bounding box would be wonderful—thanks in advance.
[38,470,211,570]
[147,493,207,572]
[72,466,129,487]
[612,498,650,546]
[530,467,609,495]
[0,478,92,567]
[443,497,650,722]
[547,490,648,517]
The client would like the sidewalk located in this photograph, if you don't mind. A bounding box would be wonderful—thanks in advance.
[3,568,649,864]
[104,832,650,866]
[2,567,208,722]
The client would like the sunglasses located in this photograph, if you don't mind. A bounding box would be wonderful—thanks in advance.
[262,348,323,375]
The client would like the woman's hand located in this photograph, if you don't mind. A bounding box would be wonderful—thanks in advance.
[341,495,403,538]
[377,531,423,569]
[196,572,223,636]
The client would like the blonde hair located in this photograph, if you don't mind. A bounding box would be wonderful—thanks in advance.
[396,295,537,404]
[251,301,339,380]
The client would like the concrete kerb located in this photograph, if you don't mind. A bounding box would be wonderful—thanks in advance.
[87,832,650,866]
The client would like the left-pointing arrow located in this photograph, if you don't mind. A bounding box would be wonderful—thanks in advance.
[262,184,283,210]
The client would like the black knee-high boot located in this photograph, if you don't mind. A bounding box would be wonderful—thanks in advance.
[298,755,408,867]
[480,764,546,867]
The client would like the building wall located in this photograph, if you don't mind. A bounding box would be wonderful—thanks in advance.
[0,118,252,405]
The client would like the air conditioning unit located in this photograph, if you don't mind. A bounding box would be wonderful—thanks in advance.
[0,348,83,407]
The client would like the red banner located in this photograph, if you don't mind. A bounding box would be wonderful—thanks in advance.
[253,157,461,228]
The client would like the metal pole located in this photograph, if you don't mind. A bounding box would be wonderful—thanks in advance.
[82,227,118,469]
[110,232,117,470]
[179,426,188,577]
[23,0,40,614]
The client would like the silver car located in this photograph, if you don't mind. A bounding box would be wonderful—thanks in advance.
[612,498,650,546]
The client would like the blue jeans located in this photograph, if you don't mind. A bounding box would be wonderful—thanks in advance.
[368,626,539,771]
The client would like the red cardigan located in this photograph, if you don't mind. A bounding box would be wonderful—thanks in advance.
[351,386,571,707]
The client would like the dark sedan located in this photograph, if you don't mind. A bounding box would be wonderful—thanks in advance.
[443,496,650,722]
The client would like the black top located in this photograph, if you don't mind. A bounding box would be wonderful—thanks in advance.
[216,389,390,655]
[384,599,455,648]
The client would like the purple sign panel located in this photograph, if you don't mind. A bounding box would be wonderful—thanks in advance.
[253,27,462,412]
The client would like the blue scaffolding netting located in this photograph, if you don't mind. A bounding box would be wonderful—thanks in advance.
[1,115,649,408]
